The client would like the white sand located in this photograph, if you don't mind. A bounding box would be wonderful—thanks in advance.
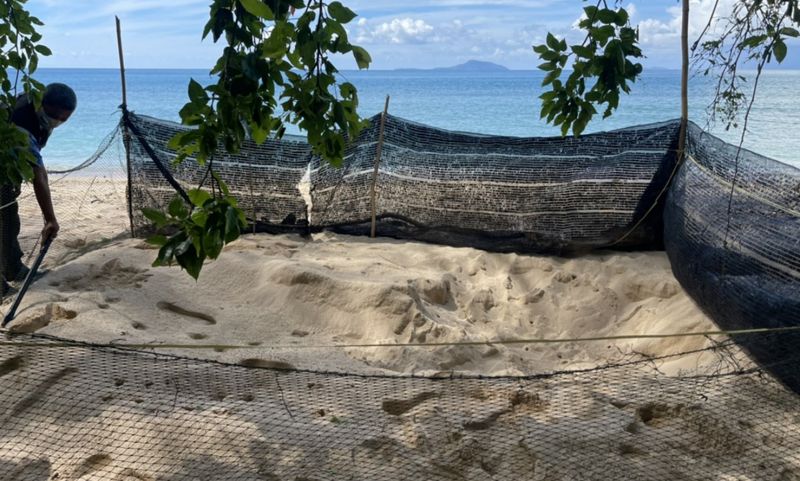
[9,177,729,374]
[4,178,797,480]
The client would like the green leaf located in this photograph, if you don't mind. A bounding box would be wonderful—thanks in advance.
[142,208,169,227]
[615,8,629,26]
[774,39,787,63]
[174,238,194,257]
[352,46,371,69]
[146,234,168,246]
[188,79,208,103]
[188,188,212,207]
[328,2,357,23]
[224,206,242,242]
[781,27,800,38]
[542,69,562,86]
[239,0,274,19]
[533,44,549,55]
[546,33,560,50]
[168,196,188,218]
[191,208,209,228]
[740,34,768,49]
[597,8,617,24]
[203,229,224,259]
[211,171,231,196]
[571,45,594,59]
[176,249,204,280]
[33,44,51,56]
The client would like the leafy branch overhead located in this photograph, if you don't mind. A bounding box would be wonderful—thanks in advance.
[0,0,51,186]
[534,2,642,136]
[693,0,800,130]
[538,0,800,136]
[144,175,247,280]
[148,0,372,279]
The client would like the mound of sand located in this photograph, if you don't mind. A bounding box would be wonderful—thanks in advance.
[7,231,718,375]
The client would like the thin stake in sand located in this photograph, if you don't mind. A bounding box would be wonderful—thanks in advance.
[370,95,390,238]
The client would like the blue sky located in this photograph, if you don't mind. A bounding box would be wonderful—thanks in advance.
[29,0,800,70]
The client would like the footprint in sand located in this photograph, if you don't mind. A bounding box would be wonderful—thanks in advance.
[73,454,112,478]
[463,408,511,431]
[119,468,155,481]
[0,458,51,480]
[57,258,151,292]
[156,301,216,325]
[0,356,24,378]
[11,367,78,417]
[9,303,77,334]
[381,391,439,415]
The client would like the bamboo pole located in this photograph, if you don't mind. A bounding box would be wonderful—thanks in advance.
[370,95,390,238]
[116,16,135,238]
[677,0,689,161]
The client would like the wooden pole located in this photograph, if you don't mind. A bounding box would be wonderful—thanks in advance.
[116,16,135,238]
[370,95,390,238]
[677,0,689,161]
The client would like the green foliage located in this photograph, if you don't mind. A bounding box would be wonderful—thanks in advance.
[148,0,372,279]
[145,175,247,280]
[0,0,50,185]
[694,0,800,129]
[171,0,370,166]
[534,2,642,136]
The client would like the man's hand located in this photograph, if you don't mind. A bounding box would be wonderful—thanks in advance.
[32,165,59,244]
[42,220,59,242]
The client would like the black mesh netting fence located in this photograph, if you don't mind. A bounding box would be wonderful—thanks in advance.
[664,122,800,390]
[126,112,680,253]
[0,331,799,481]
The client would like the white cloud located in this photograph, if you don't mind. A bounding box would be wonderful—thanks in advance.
[638,0,735,48]
[357,18,436,44]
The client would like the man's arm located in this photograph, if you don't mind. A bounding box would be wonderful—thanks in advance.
[32,165,59,242]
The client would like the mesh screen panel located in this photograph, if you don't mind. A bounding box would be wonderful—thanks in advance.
[128,112,680,253]
[664,122,800,391]
[126,113,311,234]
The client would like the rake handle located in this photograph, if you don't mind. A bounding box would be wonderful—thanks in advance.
[2,238,53,327]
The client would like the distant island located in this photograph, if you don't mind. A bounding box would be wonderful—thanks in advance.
[395,60,510,72]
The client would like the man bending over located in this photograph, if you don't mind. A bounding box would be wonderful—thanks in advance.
[1,83,77,295]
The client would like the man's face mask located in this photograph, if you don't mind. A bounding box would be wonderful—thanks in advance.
[37,109,66,130]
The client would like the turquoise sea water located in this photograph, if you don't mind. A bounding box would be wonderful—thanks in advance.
[32,68,800,169]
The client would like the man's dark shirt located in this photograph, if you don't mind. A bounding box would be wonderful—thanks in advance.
[10,95,51,148]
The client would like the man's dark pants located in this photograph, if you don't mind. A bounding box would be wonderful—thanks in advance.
[0,184,24,291]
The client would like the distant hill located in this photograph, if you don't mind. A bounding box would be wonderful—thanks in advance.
[395,60,511,72]
[438,60,510,72]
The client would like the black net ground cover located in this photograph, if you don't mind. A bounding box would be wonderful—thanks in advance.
[0,332,799,481]
[127,112,680,253]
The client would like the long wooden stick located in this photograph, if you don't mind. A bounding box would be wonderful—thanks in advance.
[116,16,135,238]
[2,239,52,327]
[677,0,689,161]
[370,95,390,238]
